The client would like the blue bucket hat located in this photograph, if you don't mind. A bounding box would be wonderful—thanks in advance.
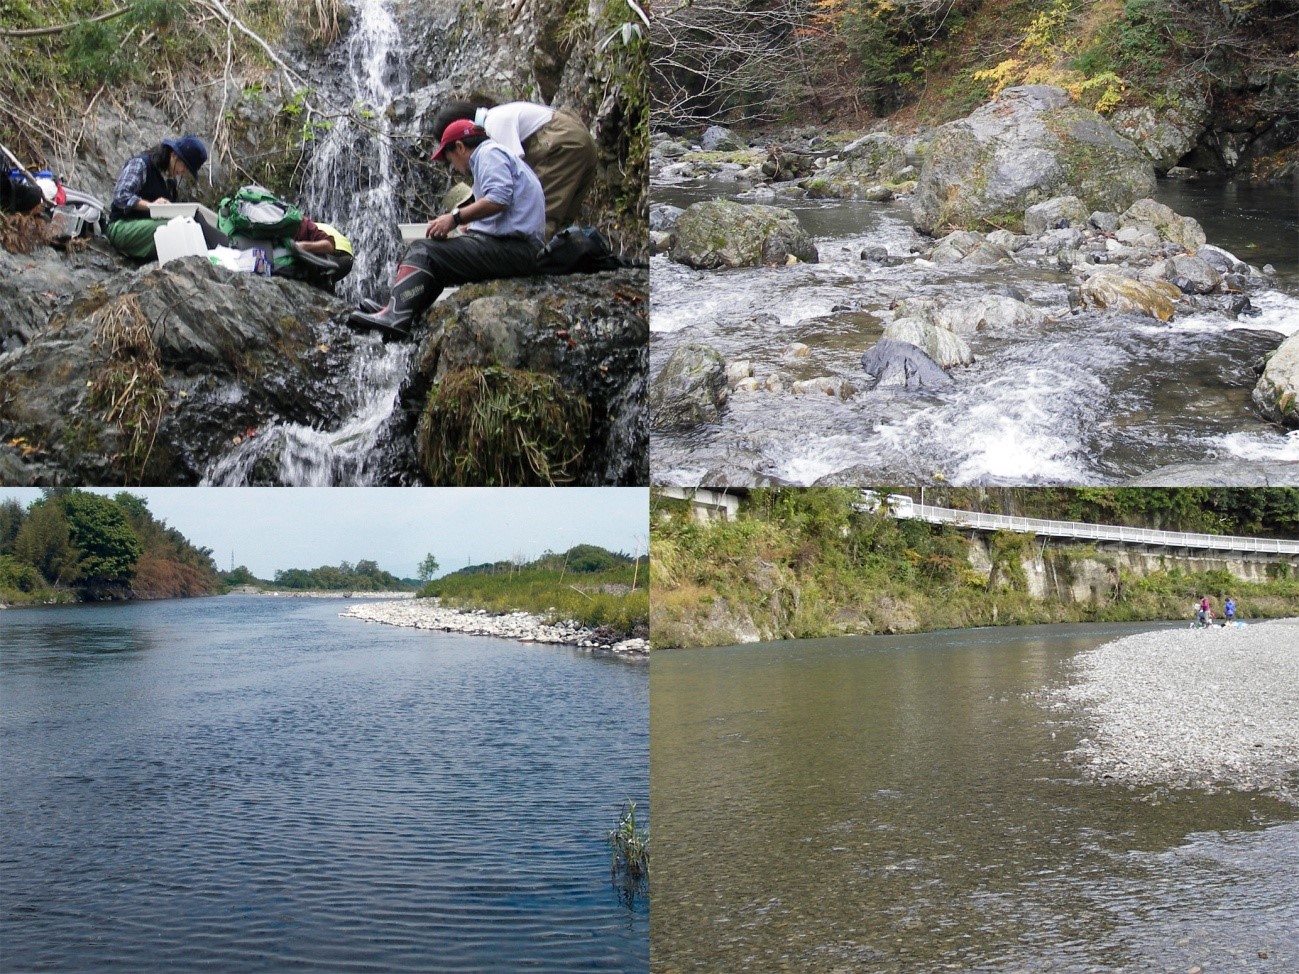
[162,135,208,177]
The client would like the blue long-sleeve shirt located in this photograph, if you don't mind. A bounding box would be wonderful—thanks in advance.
[467,141,545,245]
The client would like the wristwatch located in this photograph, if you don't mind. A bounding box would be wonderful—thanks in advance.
[451,206,463,226]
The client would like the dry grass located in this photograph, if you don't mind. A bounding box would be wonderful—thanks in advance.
[87,294,169,482]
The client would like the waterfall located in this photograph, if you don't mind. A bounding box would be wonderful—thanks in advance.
[201,0,417,486]
[304,0,409,303]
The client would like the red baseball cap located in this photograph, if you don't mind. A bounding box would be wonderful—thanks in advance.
[432,119,486,160]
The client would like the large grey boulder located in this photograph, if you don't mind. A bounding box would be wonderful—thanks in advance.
[1252,333,1299,428]
[911,85,1156,235]
[1023,195,1089,234]
[649,342,729,427]
[804,133,906,200]
[701,125,743,151]
[669,199,819,269]
[860,338,955,391]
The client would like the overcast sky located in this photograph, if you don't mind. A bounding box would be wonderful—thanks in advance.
[0,488,648,579]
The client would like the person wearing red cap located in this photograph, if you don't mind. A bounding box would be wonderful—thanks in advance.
[431,100,597,239]
[347,119,546,338]
[105,135,227,259]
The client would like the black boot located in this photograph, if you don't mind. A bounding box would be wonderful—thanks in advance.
[347,264,437,339]
[358,297,384,313]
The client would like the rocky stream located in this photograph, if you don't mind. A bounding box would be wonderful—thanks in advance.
[650,86,1299,487]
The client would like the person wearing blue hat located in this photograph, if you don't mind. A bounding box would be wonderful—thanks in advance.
[105,134,227,259]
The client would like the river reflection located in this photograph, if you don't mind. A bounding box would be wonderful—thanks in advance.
[651,623,1298,972]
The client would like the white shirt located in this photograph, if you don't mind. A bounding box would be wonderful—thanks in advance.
[475,103,556,159]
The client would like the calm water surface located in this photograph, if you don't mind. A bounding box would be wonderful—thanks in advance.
[651,623,1298,973]
[1,596,648,972]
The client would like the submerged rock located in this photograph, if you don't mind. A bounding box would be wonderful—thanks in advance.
[911,85,1156,234]
[669,199,819,269]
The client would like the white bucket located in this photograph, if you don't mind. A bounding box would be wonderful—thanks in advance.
[154,216,207,265]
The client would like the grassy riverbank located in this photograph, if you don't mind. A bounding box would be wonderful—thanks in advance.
[652,489,1299,649]
[420,547,648,638]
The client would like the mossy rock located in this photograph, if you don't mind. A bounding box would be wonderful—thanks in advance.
[669,199,819,269]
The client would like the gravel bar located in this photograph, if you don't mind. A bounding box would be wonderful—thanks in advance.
[339,599,648,658]
[1056,618,1299,801]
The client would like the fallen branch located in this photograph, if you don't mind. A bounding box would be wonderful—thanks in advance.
[0,4,131,37]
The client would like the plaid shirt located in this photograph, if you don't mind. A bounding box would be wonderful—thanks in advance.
[109,153,178,221]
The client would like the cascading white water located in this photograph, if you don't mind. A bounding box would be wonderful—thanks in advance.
[201,0,416,486]
[201,342,414,486]
[304,0,409,302]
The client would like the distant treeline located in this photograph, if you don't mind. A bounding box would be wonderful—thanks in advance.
[248,560,412,592]
[0,489,222,604]
[423,544,647,637]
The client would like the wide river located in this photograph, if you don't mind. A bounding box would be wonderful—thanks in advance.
[0,596,649,972]
[651,622,1298,972]
[652,177,1299,485]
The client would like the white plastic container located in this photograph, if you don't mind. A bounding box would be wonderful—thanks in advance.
[154,216,207,265]
[399,222,429,244]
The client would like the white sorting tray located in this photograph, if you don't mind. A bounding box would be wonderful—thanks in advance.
[150,202,219,225]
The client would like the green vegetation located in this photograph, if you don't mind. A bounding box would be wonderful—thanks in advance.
[651,488,1299,649]
[419,544,648,638]
[608,800,649,881]
[0,489,220,604]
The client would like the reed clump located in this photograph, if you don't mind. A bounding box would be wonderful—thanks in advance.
[608,800,649,880]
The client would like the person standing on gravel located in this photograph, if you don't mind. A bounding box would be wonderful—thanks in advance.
[1224,596,1236,625]
[1200,595,1212,625]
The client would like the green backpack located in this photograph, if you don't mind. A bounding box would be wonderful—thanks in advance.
[217,185,303,240]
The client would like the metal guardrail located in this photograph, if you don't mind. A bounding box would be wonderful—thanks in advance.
[867,495,1299,556]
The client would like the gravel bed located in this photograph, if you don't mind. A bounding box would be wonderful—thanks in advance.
[1054,618,1299,802]
[339,599,648,658]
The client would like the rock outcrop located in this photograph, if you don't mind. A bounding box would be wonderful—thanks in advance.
[649,342,729,428]
[0,257,358,485]
[911,85,1156,235]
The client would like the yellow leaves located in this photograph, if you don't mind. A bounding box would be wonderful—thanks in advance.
[972,59,1022,96]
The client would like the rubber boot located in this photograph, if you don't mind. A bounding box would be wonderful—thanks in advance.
[346,264,436,339]
[358,297,384,314]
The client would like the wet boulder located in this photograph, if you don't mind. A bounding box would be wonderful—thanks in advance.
[649,341,728,428]
[1160,254,1222,295]
[1077,270,1181,321]
[1120,198,1206,251]
[860,338,955,391]
[883,317,974,368]
[1252,333,1299,429]
[1023,195,1089,234]
[931,295,1044,335]
[0,258,358,485]
[911,85,1155,235]
[400,269,648,485]
[650,203,685,231]
[669,199,819,269]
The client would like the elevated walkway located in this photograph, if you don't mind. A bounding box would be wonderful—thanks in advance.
[869,494,1299,557]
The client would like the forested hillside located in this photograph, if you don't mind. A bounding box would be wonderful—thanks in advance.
[651,487,1299,648]
[0,488,221,603]
[653,0,1297,176]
